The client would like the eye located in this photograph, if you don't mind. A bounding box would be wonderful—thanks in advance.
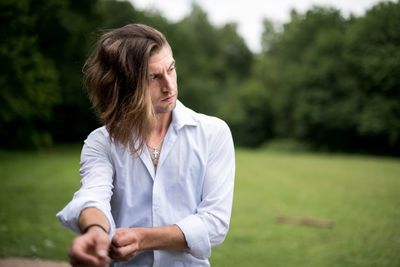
[149,74,158,81]
[168,65,176,73]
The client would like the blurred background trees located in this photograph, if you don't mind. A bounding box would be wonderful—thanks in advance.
[250,1,400,154]
[0,0,399,155]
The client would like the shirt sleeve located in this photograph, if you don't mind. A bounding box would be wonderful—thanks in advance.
[56,128,116,238]
[176,119,235,259]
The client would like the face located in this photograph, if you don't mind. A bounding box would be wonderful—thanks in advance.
[148,45,178,114]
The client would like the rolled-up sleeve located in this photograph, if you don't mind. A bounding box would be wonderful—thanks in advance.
[176,120,235,259]
[56,128,116,237]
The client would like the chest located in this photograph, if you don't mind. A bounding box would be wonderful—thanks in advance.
[111,134,208,196]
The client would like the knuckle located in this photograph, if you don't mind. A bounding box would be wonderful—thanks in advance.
[115,228,125,235]
[71,238,79,246]
[68,252,74,261]
[68,244,78,257]
[113,247,124,258]
[113,233,123,242]
[112,238,121,247]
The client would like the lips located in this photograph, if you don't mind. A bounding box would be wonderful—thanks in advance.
[162,95,175,102]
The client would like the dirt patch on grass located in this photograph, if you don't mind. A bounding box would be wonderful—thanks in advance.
[0,257,69,267]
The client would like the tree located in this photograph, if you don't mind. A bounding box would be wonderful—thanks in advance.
[38,0,104,143]
[0,0,59,148]
[345,1,400,154]
[251,3,400,154]
[173,4,253,116]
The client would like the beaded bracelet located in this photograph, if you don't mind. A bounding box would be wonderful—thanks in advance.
[82,224,108,234]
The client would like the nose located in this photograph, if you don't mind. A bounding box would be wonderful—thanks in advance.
[160,73,173,92]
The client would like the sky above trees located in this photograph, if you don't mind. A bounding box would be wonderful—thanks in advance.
[129,0,392,52]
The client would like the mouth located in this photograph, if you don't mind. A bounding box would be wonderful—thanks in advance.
[162,95,175,102]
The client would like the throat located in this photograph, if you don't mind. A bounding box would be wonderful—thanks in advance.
[147,116,171,170]
[147,141,163,170]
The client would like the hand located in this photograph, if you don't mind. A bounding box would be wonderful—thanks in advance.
[110,228,141,262]
[68,226,110,267]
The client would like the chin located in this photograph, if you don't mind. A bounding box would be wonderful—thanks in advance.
[155,101,176,114]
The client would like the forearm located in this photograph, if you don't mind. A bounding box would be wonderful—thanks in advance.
[112,224,188,256]
[78,207,110,234]
[137,225,188,251]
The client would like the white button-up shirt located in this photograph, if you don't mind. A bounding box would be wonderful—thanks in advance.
[57,101,235,266]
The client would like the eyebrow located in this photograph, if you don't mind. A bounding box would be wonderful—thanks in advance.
[149,60,176,78]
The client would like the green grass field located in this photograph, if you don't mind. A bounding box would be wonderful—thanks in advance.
[0,146,399,266]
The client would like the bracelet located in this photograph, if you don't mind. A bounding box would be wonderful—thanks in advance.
[82,224,109,234]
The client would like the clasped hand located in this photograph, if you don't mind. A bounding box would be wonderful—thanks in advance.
[110,228,141,261]
[69,227,141,267]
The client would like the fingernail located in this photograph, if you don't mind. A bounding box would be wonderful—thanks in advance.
[98,249,108,257]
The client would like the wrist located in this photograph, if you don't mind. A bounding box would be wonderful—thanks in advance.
[82,224,109,235]
[135,228,146,251]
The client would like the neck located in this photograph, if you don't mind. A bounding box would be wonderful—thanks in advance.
[152,112,172,134]
[148,111,172,146]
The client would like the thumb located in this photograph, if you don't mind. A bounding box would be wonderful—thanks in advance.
[94,233,110,259]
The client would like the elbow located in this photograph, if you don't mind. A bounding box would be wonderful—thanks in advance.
[210,220,230,247]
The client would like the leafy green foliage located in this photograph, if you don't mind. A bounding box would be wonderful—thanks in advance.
[241,2,400,154]
[345,2,400,151]
[0,0,59,148]
[0,0,399,155]
[172,4,253,115]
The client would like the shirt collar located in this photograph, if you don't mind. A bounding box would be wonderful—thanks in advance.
[171,100,198,130]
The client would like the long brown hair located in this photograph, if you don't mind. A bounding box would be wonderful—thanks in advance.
[83,24,168,154]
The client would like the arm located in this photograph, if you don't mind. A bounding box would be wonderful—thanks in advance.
[78,207,110,235]
[56,128,116,265]
[57,128,116,235]
[110,225,188,261]
[176,120,235,259]
[68,208,111,267]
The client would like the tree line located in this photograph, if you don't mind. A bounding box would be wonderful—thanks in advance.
[0,0,399,155]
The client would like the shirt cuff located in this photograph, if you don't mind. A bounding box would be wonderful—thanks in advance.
[56,199,116,239]
[176,215,211,259]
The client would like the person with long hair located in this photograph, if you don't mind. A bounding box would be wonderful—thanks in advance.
[57,24,235,267]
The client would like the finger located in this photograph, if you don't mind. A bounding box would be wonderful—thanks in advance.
[69,248,101,267]
[69,237,103,266]
[70,257,108,267]
[109,243,138,261]
[112,228,138,247]
[110,250,137,262]
[94,233,111,260]
[70,259,97,267]
[72,263,108,267]
[112,228,129,247]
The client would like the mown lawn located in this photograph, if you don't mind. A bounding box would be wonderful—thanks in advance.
[0,146,399,266]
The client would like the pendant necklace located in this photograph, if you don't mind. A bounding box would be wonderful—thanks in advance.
[149,146,161,162]
[147,140,164,167]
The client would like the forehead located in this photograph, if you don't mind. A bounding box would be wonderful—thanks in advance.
[148,46,174,71]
